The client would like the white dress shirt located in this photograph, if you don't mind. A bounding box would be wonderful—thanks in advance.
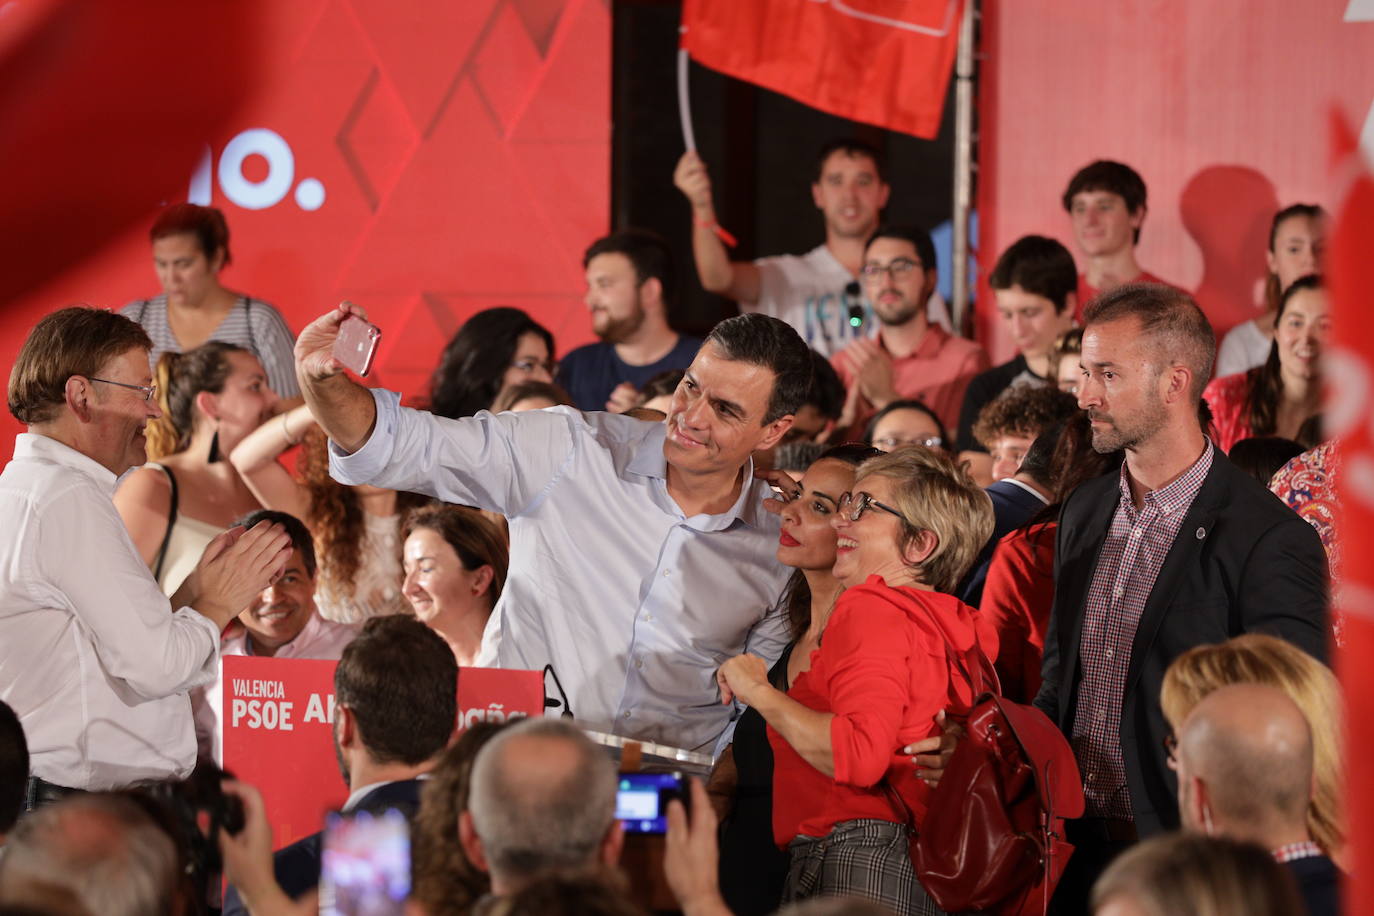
[194,612,360,761]
[0,434,220,789]
[330,391,792,753]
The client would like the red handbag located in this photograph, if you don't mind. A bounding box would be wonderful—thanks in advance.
[897,627,1084,915]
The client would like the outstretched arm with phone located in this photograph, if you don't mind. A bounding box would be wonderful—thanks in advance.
[294,303,381,455]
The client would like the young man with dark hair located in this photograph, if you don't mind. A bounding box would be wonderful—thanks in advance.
[295,305,810,752]
[1062,159,1169,317]
[558,229,702,413]
[191,509,359,760]
[0,307,290,801]
[1036,282,1328,911]
[833,225,987,439]
[674,139,950,357]
[224,615,456,914]
[956,235,1077,484]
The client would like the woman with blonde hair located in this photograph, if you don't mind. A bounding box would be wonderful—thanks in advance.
[1092,833,1303,916]
[1160,633,1344,862]
[716,446,996,914]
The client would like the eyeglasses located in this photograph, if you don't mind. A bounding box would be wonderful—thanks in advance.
[859,258,922,282]
[511,357,557,375]
[88,377,158,403]
[837,491,905,523]
[872,435,943,451]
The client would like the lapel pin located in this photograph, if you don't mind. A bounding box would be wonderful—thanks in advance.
[1195,527,1206,539]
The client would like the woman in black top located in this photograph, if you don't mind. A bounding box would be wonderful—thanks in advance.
[712,444,879,915]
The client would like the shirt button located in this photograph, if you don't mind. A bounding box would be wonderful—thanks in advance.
[1112,587,1123,600]
[635,659,644,670]
[663,569,671,577]
[1105,649,1114,660]
[623,711,631,719]
[1130,528,1141,539]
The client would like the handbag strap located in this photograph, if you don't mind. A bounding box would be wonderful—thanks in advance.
[151,464,180,581]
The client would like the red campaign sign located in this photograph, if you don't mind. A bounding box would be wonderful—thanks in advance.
[456,667,547,730]
[222,657,545,850]
[222,656,348,851]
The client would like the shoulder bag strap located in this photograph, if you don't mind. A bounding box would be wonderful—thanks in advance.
[151,464,180,581]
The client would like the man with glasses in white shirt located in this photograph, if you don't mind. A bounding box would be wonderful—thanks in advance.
[0,307,291,805]
[296,306,810,753]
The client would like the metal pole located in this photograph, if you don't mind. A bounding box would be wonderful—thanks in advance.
[951,0,977,338]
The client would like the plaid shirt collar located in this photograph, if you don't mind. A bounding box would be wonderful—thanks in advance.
[1117,439,1215,519]
[1272,840,1325,864]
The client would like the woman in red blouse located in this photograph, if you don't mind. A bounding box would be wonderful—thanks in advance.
[1203,274,1328,452]
[716,446,996,914]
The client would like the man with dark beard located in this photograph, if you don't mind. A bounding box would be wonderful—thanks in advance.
[832,225,986,440]
[222,615,456,914]
[556,229,701,412]
[1034,282,1328,914]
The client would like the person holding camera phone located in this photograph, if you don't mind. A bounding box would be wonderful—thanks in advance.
[0,308,292,804]
[716,447,996,914]
[295,303,809,754]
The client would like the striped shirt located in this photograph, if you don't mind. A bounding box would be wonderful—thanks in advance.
[1272,840,1324,864]
[1072,440,1214,820]
[119,295,300,398]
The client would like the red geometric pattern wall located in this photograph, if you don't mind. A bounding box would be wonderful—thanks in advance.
[0,0,608,451]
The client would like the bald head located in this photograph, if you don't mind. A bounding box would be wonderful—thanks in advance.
[1178,683,1313,838]
[466,719,618,884]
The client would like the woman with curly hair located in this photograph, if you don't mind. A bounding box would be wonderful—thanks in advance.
[230,406,428,622]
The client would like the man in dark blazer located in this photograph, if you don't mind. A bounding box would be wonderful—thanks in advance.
[224,616,458,914]
[1033,283,1328,913]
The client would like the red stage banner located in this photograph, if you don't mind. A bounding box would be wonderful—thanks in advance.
[1326,112,1373,909]
[221,657,545,849]
[681,0,963,140]
[456,667,547,729]
[221,656,347,850]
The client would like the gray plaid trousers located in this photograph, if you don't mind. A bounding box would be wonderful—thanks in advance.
[782,818,946,916]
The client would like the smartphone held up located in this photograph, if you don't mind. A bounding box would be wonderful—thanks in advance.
[332,314,382,377]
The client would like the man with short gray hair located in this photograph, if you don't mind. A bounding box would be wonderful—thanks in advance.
[0,792,180,916]
[460,718,621,894]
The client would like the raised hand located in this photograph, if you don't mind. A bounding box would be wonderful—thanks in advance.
[294,301,370,383]
[674,151,715,215]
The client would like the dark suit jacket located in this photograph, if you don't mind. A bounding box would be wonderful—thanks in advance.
[1286,853,1340,916]
[222,778,426,916]
[958,477,1048,607]
[1033,451,1328,837]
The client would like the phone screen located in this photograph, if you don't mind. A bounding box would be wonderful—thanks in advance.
[615,772,687,835]
[319,809,410,916]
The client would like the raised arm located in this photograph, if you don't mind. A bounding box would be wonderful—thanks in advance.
[293,303,380,455]
[674,151,761,303]
[229,404,314,519]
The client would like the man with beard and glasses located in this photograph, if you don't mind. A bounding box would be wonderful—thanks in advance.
[1032,282,1329,913]
[832,225,986,440]
[296,306,809,753]
[222,615,455,914]
[556,229,701,413]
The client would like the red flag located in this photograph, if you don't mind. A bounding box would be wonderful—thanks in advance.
[680,0,964,139]
[1327,107,1374,908]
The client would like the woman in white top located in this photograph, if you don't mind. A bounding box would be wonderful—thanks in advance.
[1216,204,1326,377]
[230,405,430,623]
[115,343,279,594]
[402,505,509,665]
[120,203,300,398]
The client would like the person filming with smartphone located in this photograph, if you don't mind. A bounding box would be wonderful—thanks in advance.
[294,302,810,755]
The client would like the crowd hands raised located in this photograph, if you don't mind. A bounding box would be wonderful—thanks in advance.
[0,139,1342,916]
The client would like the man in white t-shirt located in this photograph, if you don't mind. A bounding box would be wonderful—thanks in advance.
[674,139,949,358]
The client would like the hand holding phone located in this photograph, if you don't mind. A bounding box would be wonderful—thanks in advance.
[319,809,410,916]
[332,314,382,377]
[615,771,689,835]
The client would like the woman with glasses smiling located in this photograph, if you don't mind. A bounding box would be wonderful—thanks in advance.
[716,446,996,914]
[428,307,557,420]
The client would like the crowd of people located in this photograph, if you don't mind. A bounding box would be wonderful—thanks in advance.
[0,136,1343,916]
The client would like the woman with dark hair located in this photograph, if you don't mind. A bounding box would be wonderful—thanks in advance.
[402,505,510,664]
[862,399,948,453]
[1204,274,1328,452]
[115,342,279,594]
[713,444,880,916]
[121,203,300,397]
[429,307,557,419]
[1216,204,1326,377]
[718,446,996,914]
[979,413,1123,702]
[230,408,429,623]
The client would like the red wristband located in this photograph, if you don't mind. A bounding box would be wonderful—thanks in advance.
[694,214,738,248]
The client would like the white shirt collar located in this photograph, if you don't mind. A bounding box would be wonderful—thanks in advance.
[1001,475,1049,505]
[13,433,117,492]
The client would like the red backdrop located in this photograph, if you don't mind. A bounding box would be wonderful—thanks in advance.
[976,0,1374,361]
[0,0,608,456]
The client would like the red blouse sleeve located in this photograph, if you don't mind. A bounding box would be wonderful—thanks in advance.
[822,586,941,788]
